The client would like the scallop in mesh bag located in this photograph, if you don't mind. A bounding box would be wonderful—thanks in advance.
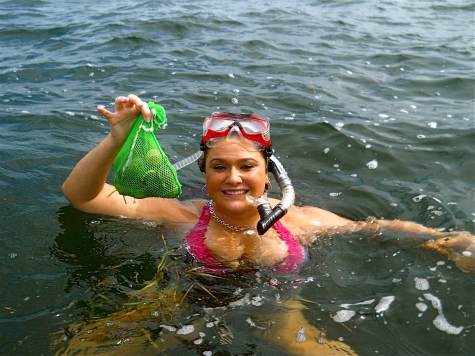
[112,102,182,199]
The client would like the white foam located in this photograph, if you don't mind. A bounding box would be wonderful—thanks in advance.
[423,293,464,335]
[340,299,375,309]
[233,287,242,295]
[414,277,430,291]
[160,324,176,332]
[228,293,250,307]
[427,122,438,129]
[433,315,464,335]
[176,325,194,335]
[416,302,428,312]
[412,194,426,203]
[333,310,356,323]
[251,295,263,306]
[246,317,266,330]
[246,317,257,327]
[366,160,378,169]
[375,296,395,313]
[323,147,330,154]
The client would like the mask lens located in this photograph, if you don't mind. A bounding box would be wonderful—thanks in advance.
[208,118,234,131]
[239,119,268,134]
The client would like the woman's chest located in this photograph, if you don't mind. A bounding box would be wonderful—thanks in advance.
[204,229,289,267]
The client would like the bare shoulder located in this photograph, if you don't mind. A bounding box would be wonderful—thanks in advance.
[271,203,351,245]
[275,201,351,229]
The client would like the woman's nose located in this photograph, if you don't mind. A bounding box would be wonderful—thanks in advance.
[226,167,242,184]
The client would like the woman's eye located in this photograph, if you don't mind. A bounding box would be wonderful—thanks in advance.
[212,165,226,171]
[241,164,255,170]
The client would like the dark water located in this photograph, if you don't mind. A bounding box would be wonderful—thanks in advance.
[1,0,474,354]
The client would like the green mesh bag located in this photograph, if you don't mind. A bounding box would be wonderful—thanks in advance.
[112,102,182,199]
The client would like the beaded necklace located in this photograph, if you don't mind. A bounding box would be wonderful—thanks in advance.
[207,200,255,234]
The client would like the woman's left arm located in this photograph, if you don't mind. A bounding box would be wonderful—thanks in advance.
[287,205,475,272]
[375,219,475,272]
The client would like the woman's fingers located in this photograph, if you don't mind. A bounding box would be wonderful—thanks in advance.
[128,94,152,121]
[97,105,114,122]
[97,94,152,126]
[114,96,129,110]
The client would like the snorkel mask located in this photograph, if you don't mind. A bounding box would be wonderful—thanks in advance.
[201,112,271,150]
[173,112,295,235]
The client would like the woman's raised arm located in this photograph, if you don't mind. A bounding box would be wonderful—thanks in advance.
[62,94,150,210]
[62,95,198,223]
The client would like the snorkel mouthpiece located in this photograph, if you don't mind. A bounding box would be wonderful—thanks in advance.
[255,155,295,235]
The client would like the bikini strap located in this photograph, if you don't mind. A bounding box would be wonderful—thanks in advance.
[185,204,223,268]
[273,220,305,273]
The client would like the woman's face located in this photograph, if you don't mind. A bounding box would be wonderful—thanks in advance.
[205,137,268,215]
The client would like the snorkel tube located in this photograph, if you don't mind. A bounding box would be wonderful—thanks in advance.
[252,154,295,235]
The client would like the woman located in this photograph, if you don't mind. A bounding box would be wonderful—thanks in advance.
[62,94,474,354]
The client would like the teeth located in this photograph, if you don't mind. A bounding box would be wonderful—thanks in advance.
[224,190,246,195]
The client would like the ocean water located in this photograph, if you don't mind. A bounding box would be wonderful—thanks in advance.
[0,0,474,354]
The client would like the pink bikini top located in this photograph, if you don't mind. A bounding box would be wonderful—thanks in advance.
[185,203,305,273]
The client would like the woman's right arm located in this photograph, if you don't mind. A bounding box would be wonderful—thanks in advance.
[62,95,198,223]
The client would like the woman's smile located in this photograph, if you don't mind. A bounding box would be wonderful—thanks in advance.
[221,188,249,197]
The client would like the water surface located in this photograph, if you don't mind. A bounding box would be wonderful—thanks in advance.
[0,0,474,354]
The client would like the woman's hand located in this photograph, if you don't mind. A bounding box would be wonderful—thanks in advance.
[423,231,475,272]
[97,94,152,145]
